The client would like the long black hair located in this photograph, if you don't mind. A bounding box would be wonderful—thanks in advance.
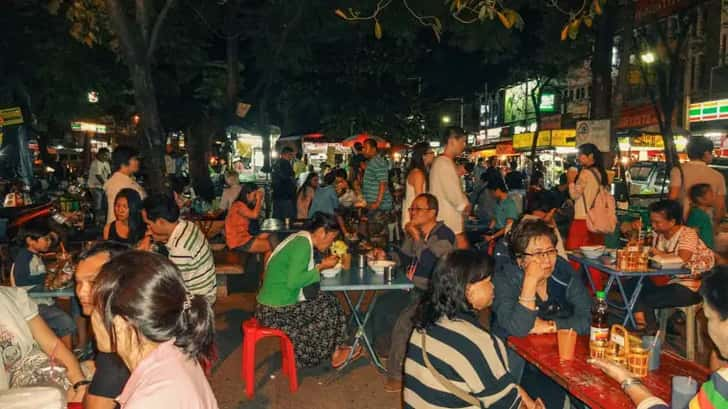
[297,172,318,199]
[408,142,431,189]
[234,182,259,210]
[578,143,609,187]
[413,250,494,330]
[94,251,215,366]
[114,188,145,244]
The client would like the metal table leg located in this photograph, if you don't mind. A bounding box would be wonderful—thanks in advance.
[339,290,385,372]
[615,274,645,328]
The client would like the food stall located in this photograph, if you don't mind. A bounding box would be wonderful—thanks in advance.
[229,126,281,181]
[513,129,577,187]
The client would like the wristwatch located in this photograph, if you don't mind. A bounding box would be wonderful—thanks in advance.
[620,378,643,391]
[73,380,92,390]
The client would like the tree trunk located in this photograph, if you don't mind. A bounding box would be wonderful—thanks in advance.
[188,123,215,201]
[130,63,165,192]
[590,2,618,121]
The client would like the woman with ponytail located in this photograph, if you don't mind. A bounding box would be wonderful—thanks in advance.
[92,251,218,409]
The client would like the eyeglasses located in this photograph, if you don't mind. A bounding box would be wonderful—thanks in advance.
[522,249,558,259]
[408,207,433,213]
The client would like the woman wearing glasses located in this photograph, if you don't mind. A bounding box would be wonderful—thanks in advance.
[401,142,435,229]
[491,219,592,408]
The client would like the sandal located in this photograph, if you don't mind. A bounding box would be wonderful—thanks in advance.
[332,345,363,369]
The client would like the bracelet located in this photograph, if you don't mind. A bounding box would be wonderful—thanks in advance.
[620,378,642,391]
[518,296,537,302]
[73,380,91,390]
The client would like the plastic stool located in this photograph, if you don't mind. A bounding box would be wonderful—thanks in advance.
[658,304,703,361]
[241,318,298,399]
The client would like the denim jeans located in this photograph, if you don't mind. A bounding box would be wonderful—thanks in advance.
[38,304,76,338]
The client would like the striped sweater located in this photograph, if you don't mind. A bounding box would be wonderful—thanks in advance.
[166,220,216,303]
[404,313,521,409]
[637,368,728,409]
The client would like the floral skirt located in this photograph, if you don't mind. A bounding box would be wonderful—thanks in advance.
[255,292,347,368]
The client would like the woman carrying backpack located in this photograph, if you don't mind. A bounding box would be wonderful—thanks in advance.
[567,144,612,288]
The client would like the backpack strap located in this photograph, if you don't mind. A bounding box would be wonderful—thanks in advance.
[420,331,482,408]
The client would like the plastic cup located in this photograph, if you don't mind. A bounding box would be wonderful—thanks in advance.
[642,336,662,371]
[557,329,578,361]
[671,376,698,409]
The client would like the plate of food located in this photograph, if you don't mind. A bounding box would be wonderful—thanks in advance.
[321,264,342,278]
[369,260,396,275]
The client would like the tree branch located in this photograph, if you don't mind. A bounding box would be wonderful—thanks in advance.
[105,0,144,64]
[136,0,150,43]
[147,0,176,60]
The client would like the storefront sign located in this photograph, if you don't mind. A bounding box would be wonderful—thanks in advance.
[540,114,563,130]
[617,105,659,129]
[551,129,576,147]
[688,99,728,122]
[0,107,23,126]
[496,142,515,155]
[635,0,692,23]
[576,120,611,151]
[514,129,576,150]
[71,121,108,134]
[476,130,487,145]
[540,93,556,112]
[486,126,504,141]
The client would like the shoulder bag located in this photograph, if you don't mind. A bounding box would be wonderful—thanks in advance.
[420,331,482,408]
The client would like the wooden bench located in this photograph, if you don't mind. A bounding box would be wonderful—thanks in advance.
[214,250,247,297]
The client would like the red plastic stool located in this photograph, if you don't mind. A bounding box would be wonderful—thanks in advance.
[241,317,298,399]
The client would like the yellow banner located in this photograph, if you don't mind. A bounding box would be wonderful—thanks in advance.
[0,107,23,126]
[551,129,576,147]
[513,132,534,149]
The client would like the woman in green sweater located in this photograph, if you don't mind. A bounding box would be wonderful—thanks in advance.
[255,212,357,368]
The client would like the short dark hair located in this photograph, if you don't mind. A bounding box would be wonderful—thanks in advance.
[526,190,559,214]
[413,250,494,330]
[488,179,508,192]
[323,170,336,185]
[94,251,215,365]
[689,183,712,204]
[76,241,131,263]
[304,212,340,233]
[364,138,378,150]
[334,168,347,180]
[280,146,294,155]
[16,220,52,247]
[686,136,714,160]
[508,219,558,258]
[142,194,180,223]
[700,267,728,320]
[648,199,683,225]
[354,142,363,151]
[97,148,110,155]
[111,146,139,172]
[415,193,439,217]
[441,126,466,146]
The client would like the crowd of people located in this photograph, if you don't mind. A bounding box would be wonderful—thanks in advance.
[1,131,728,409]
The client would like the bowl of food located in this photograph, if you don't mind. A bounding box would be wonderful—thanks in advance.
[580,245,606,259]
[369,260,396,275]
[321,264,342,278]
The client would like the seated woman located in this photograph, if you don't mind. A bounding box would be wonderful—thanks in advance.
[592,267,728,409]
[225,183,273,263]
[92,251,218,408]
[296,172,318,220]
[404,250,543,409]
[220,170,242,212]
[255,212,357,368]
[103,188,146,246]
[491,219,591,408]
[0,286,87,403]
[627,199,714,332]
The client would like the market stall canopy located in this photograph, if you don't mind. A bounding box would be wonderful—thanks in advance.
[341,133,389,148]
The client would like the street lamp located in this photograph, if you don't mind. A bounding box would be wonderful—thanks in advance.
[640,51,656,64]
[441,115,451,124]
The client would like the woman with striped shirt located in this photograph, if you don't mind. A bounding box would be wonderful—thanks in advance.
[404,250,543,409]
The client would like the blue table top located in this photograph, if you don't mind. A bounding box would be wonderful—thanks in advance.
[320,267,414,291]
[26,285,76,299]
[568,252,690,276]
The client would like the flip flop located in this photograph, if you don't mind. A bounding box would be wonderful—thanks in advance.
[332,345,363,369]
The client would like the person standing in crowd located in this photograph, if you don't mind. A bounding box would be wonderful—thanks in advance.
[74,241,131,409]
[687,183,716,249]
[93,251,218,408]
[103,188,146,247]
[362,138,394,236]
[404,250,544,409]
[485,156,503,186]
[142,194,216,304]
[472,157,487,189]
[592,267,728,409]
[255,212,356,368]
[484,179,520,247]
[220,170,242,211]
[669,135,726,229]
[401,142,434,229]
[566,143,609,288]
[88,148,111,222]
[104,146,145,224]
[164,146,176,177]
[225,183,274,263]
[349,142,365,183]
[383,193,455,392]
[271,146,297,220]
[505,160,525,190]
[429,127,471,249]
[296,172,319,219]
[12,222,76,348]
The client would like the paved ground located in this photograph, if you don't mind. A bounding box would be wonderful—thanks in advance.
[210,293,401,409]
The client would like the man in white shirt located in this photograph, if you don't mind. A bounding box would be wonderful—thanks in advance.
[429,126,471,249]
[669,136,726,227]
[88,148,111,222]
[104,146,146,223]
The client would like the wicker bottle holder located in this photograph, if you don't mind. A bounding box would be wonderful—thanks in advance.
[597,325,649,377]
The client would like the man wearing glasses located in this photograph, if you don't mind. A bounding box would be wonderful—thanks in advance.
[383,193,456,392]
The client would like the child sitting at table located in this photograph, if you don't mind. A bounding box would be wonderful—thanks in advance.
[12,221,77,348]
[686,183,715,249]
